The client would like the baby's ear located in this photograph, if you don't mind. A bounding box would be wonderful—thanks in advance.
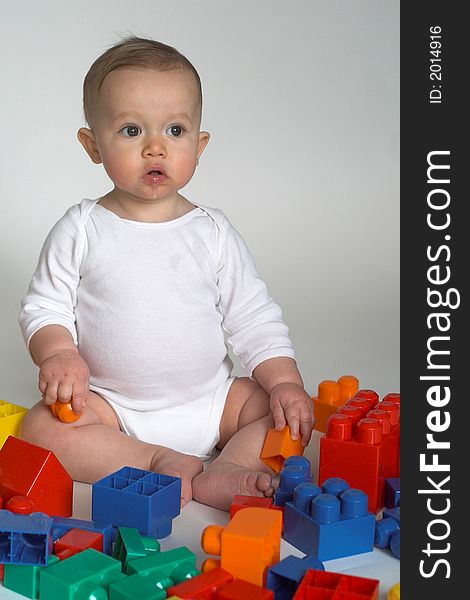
[197,131,210,159]
[77,128,102,164]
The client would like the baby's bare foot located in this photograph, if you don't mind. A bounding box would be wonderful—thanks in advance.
[150,447,203,507]
[192,461,276,511]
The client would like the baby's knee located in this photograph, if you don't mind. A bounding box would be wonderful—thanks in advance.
[19,401,71,449]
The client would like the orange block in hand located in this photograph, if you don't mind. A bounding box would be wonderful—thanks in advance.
[312,375,359,433]
[50,400,81,423]
[260,426,304,473]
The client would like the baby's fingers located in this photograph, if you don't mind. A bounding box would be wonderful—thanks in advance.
[300,412,314,447]
[71,382,88,415]
[271,402,287,432]
[41,381,58,406]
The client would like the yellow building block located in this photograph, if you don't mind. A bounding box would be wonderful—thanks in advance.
[388,582,400,600]
[0,400,29,448]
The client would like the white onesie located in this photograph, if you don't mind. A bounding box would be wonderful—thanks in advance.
[19,199,295,458]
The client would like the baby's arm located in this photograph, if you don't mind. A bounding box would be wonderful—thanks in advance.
[29,324,90,415]
[253,356,314,446]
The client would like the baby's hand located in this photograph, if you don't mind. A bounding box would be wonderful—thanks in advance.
[269,382,314,447]
[38,349,90,415]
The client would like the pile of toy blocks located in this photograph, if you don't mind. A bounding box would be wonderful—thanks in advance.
[0,375,399,599]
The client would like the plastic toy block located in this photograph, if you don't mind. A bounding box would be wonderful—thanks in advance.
[202,506,282,587]
[50,400,81,423]
[51,516,116,555]
[230,495,274,518]
[127,546,200,589]
[312,376,359,433]
[54,527,104,559]
[266,555,324,600]
[274,456,312,508]
[318,394,400,512]
[0,435,73,517]
[39,548,125,600]
[167,567,234,598]
[385,477,400,508]
[384,506,400,525]
[0,509,53,566]
[283,478,375,560]
[113,526,160,571]
[92,466,181,538]
[0,400,28,448]
[260,426,304,472]
[387,582,400,600]
[375,507,400,559]
[3,554,60,598]
[108,572,167,599]
[6,495,35,514]
[217,578,274,599]
[293,569,379,600]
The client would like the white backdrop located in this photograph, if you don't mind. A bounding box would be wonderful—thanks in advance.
[0,0,399,407]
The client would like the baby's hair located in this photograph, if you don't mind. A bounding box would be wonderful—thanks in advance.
[83,35,202,128]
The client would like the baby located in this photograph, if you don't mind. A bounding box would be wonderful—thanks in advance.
[18,36,314,511]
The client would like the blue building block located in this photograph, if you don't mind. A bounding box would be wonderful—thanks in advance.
[384,506,400,525]
[284,456,312,481]
[274,461,312,507]
[390,530,400,559]
[266,555,324,600]
[375,506,400,559]
[0,510,53,566]
[385,478,400,508]
[283,478,375,560]
[51,516,116,555]
[92,467,181,538]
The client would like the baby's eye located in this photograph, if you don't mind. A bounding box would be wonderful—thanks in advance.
[166,125,183,137]
[120,125,142,137]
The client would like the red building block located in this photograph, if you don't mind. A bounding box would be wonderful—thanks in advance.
[54,527,104,559]
[293,569,379,599]
[318,394,400,513]
[0,435,73,517]
[167,566,233,599]
[230,495,274,519]
[260,426,304,473]
[216,578,274,599]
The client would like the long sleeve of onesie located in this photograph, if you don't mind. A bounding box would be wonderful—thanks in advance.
[215,216,295,375]
[19,199,295,411]
[19,204,85,347]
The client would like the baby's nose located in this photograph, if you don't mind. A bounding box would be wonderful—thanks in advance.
[143,134,166,157]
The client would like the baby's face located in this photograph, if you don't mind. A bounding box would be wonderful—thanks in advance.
[88,68,208,205]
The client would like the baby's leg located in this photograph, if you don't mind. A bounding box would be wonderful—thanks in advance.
[192,378,276,511]
[19,392,203,506]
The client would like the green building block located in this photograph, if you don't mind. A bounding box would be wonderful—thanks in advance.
[127,546,200,589]
[109,572,166,599]
[39,548,125,600]
[113,527,161,572]
[3,554,60,599]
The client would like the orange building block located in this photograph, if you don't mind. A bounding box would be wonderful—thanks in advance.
[260,426,304,472]
[201,507,282,587]
[50,400,81,423]
[313,375,359,433]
